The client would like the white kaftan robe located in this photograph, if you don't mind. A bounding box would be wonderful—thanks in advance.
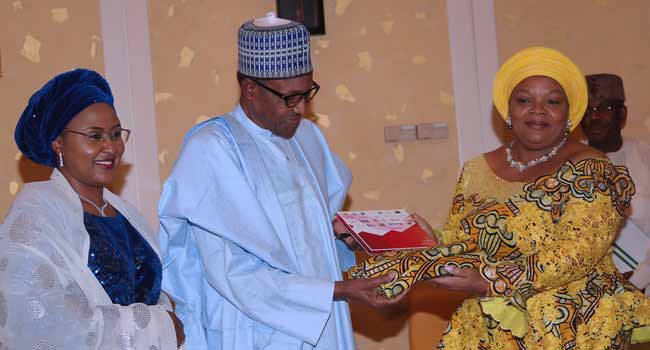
[609,139,650,296]
[159,105,356,350]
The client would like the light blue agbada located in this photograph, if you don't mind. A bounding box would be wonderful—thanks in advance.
[159,105,357,350]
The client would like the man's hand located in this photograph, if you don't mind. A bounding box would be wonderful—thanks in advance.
[430,265,489,296]
[332,219,361,250]
[166,296,185,348]
[167,311,185,348]
[622,271,634,280]
[407,213,439,244]
[333,272,407,307]
[621,271,646,293]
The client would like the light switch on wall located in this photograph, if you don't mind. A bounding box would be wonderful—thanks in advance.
[416,122,449,140]
[384,125,417,143]
[384,123,448,143]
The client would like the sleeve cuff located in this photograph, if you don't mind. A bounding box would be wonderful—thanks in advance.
[434,228,452,244]
[157,306,181,349]
[629,261,650,290]
[282,278,335,345]
[479,297,528,338]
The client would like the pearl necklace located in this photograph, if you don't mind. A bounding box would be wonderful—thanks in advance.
[505,136,567,172]
[78,193,109,217]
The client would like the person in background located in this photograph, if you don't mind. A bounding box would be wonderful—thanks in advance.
[158,13,402,350]
[581,73,650,296]
[0,68,184,349]
[349,47,650,349]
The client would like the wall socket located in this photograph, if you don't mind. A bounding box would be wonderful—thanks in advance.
[384,122,449,143]
[416,122,449,140]
[384,124,417,143]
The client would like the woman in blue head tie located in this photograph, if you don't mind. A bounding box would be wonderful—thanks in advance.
[1,69,184,349]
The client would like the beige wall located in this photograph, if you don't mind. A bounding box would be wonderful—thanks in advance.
[495,0,650,143]
[149,1,459,348]
[0,0,104,216]
[3,1,649,349]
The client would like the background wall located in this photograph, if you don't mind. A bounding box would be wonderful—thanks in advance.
[148,1,460,348]
[0,0,104,216]
[2,0,650,349]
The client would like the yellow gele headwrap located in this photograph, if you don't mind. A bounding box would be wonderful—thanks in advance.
[493,47,587,131]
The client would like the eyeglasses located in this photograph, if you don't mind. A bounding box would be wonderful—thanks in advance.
[63,127,131,144]
[250,78,320,108]
[585,101,624,115]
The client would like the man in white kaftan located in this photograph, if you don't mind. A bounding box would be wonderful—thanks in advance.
[158,13,401,350]
[607,139,650,296]
[582,73,650,296]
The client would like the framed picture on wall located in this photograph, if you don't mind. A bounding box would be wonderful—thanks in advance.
[276,0,326,35]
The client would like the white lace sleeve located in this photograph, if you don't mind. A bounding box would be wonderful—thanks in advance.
[0,211,177,350]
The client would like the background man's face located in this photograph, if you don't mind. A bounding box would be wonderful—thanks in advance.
[581,98,624,143]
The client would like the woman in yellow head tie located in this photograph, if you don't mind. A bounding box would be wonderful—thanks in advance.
[348,47,650,349]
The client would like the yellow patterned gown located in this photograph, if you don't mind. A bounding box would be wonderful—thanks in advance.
[348,156,650,349]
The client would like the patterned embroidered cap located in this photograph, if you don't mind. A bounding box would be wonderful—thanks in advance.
[238,12,312,79]
[586,73,625,102]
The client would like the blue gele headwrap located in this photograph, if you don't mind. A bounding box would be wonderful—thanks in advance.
[15,68,114,167]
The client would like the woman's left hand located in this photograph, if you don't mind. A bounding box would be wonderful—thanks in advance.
[431,265,489,296]
[407,213,440,245]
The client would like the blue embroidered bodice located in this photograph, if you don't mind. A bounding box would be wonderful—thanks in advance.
[84,211,162,306]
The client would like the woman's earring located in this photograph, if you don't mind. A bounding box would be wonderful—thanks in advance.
[58,152,64,167]
[506,116,513,129]
[565,119,572,135]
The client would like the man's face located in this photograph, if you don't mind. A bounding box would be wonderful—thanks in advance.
[249,73,316,139]
[581,98,625,143]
